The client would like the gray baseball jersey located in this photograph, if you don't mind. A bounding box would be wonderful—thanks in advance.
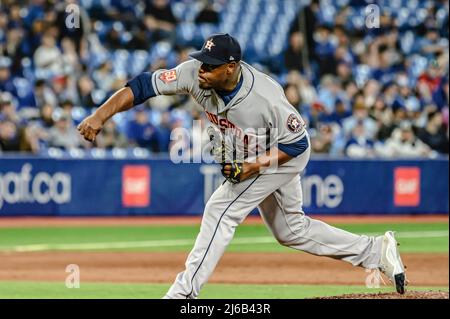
[152,60,308,170]
[146,60,383,299]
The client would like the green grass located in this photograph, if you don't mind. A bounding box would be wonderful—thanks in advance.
[0,281,447,299]
[0,222,448,299]
[0,223,447,253]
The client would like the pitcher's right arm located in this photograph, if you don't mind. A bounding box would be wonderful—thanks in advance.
[78,60,197,142]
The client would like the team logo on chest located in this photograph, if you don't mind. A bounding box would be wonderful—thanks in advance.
[287,113,303,133]
[204,39,215,51]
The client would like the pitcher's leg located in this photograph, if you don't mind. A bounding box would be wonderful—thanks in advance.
[258,175,382,269]
[164,200,241,298]
[164,178,257,299]
[165,173,295,299]
[288,215,382,268]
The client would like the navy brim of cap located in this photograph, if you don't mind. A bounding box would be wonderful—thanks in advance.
[189,51,226,65]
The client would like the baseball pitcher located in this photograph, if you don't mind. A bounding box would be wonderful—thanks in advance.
[78,34,407,298]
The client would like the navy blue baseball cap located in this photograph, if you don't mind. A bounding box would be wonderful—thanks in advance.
[189,33,241,65]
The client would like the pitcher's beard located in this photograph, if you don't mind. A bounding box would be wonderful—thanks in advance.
[199,82,213,90]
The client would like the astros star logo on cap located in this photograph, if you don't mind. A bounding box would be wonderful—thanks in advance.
[204,39,215,51]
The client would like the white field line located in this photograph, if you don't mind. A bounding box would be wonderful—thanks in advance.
[0,230,448,252]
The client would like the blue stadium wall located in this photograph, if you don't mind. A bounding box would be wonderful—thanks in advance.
[0,157,448,216]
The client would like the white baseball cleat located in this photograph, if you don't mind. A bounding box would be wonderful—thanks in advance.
[379,231,407,294]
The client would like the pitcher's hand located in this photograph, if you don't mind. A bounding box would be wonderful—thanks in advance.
[77,114,103,142]
[222,162,258,183]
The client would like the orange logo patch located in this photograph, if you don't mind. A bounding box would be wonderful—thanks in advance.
[159,70,177,83]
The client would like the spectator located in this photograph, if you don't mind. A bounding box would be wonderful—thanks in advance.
[104,27,123,50]
[0,0,448,158]
[195,1,220,24]
[432,75,449,110]
[7,4,25,29]
[38,103,55,129]
[95,120,128,150]
[92,61,116,94]
[395,73,421,114]
[363,79,382,110]
[0,119,36,153]
[417,111,449,154]
[1,27,26,76]
[311,123,334,154]
[61,37,81,75]
[284,83,301,111]
[333,25,350,50]
[144,0,178,44]
[381,82,400,110]
[285,70,317,106]
[0,93,20,123]
[289,0,319,60]
[313,25,337,76]
[0,12,7,43]
[342,99,378,140]
[0,57,18,98]
[284,32,305,72]
[127,27,151,51]
[60,99,74,115]
[0,119,21,151]
[372,98,396,141]
[77,75,97,108]
[345,123,375,158]
[126,107,160,152]
[343,81,358,106]
[47,111,82,150]
[316,75,344,115]
[156,111,173,153]
[417,60,445,104]
[370,43,400,85]
[416,27,449,58]
[321,99,352,125]
[33,31,64,76]
[52,74,79,106]
[392,106,408,126]
[335,61,353,86]
[33,78,58,108]
[375,122,434,158]
[334,44,354,67]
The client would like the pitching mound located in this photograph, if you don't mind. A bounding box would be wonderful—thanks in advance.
[316,290,449,299]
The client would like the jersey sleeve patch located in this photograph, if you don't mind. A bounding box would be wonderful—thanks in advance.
[159,70,177,83]
[286,113,303,133]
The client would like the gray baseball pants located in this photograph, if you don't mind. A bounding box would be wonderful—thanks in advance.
[164,147,382,299]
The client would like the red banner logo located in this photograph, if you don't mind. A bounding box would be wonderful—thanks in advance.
[394,167,420,206]
[122,165,150,207]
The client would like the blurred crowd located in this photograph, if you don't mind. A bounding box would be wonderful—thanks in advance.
[284,0,449,158]
[0,0,449,159]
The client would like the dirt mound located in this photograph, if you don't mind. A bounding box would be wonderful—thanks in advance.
[317,290,449,299]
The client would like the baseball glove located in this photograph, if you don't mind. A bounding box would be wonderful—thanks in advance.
[221,161,243,184]
[207,126,243,184]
